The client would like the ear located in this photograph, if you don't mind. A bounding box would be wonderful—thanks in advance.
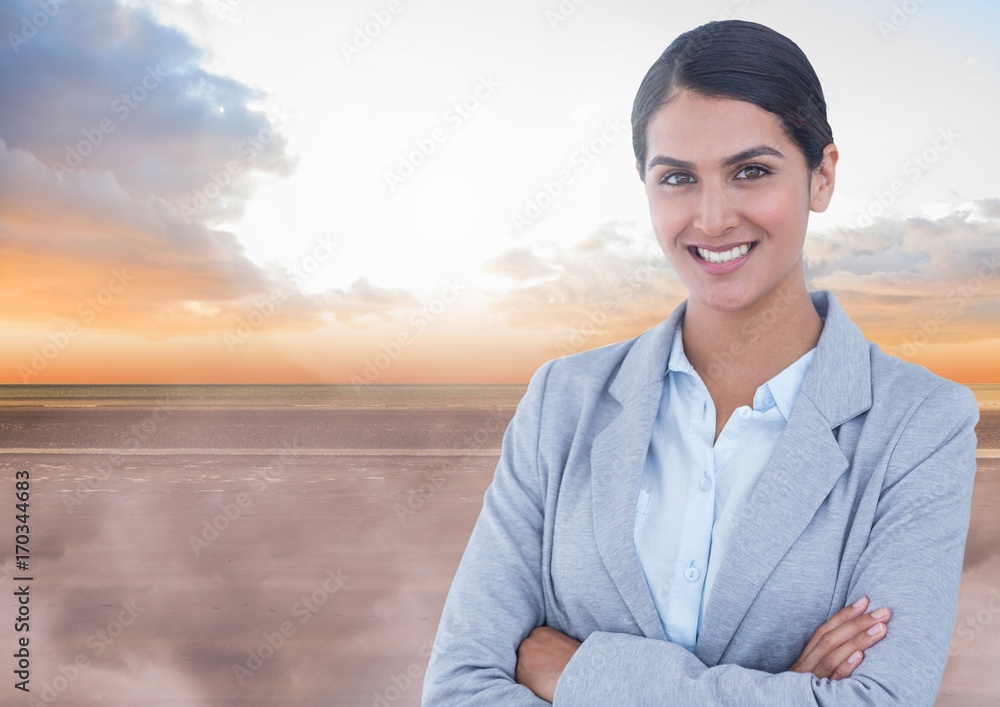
[809,143,838,213]
[635,160,643,182]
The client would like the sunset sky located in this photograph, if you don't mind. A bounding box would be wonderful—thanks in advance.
[0,0,997,383]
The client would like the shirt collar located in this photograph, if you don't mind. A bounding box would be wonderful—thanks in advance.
[665,316,817,422]
[665,317,697,378]
[762,347,815,420]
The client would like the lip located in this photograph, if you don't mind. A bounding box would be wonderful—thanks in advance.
[688,241,757,274]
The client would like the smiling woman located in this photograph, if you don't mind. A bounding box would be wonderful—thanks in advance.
[422,19,980,706]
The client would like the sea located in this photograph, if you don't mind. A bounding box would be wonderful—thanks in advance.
[0,383,530,409]
[0,383,996,408]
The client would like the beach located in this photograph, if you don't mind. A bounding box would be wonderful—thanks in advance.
[0,392,997,705]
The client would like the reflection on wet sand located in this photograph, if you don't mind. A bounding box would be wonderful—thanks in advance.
[0,406,996,705]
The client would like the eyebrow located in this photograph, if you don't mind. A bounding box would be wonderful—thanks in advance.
[647,145,786,172]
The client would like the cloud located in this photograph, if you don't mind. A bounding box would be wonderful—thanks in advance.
[484,247,563,281]
[0,0,293,224]
[486,222,683,342]
[484,206,1000,353]
[0,138,414,338]
[0,1,420,339]
[0,138,328,337]
[805,201,1000,344]
[976,198,1000,220]
[324,277,421,326]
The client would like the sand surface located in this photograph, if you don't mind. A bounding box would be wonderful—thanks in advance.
[0,407,997,705]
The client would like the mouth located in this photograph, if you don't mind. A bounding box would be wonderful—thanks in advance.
[689,241,757,264]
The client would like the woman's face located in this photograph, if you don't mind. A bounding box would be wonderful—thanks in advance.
[640,90,836,315]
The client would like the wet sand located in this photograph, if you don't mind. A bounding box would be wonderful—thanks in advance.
[0,407,997,705]
[974,410,1000,449]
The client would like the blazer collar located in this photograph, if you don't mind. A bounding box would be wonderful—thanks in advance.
[803,290,874,426]
[607,290,872,425]
[590,289,873,661]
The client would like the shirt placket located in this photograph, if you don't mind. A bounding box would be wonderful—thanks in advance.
[668,384,717,650]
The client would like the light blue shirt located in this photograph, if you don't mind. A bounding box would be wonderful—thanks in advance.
[634,317,817,651]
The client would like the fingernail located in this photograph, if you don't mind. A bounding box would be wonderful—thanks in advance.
[872,607,889,620]
[867,623,884,636]
[848,650,862,665]
[851,596,867,608]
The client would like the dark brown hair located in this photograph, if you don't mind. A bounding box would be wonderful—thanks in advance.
[631,20,834,181]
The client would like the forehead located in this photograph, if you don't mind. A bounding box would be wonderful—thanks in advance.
[645,90,793,164]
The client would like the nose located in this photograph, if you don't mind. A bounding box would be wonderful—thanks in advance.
[692,183,739,238]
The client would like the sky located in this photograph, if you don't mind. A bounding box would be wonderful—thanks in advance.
[0,0,998,384]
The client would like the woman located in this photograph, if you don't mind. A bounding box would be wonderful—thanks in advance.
[423,20,979,706]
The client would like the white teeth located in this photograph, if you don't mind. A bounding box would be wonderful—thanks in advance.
[697,242,753,263]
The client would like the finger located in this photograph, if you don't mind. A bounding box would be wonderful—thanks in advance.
[830,649,864,681]
[799,596,869,659]
[801,611,891,678]
[826,622,885,680]
[820,607,891,659]
[795,607,890,676]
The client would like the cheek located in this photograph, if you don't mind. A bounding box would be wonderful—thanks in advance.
[647,195,687,252]
[740,186,808,241]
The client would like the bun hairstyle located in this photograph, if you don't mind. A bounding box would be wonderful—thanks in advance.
[631,20,834,181]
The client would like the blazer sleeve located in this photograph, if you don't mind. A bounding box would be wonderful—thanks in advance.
[554,380,980,707]
[422,359,555,706]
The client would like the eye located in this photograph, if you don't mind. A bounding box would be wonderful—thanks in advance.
[735,164,770,180]
[659,171,696,186]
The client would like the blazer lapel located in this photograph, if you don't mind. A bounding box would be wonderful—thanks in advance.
[590,299,686,640]
[693,290,874,666]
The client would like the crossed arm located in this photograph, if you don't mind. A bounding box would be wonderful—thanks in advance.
[421,363,979,706]
[515,594,892,702]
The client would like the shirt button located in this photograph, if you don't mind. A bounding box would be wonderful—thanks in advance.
[739,407,752,419]
[685,566,700,582]
[699,476,711,492]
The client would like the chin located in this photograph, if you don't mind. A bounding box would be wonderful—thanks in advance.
[689,285,761,314]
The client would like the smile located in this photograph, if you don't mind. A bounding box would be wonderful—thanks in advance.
[692,242,756,264]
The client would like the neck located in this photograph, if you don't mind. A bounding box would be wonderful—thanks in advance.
[681,274,823,390]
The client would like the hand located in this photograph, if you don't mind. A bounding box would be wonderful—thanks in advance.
[515,626,582,703]
[789,596,891,680]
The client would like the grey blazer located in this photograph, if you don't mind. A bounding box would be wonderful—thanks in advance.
[423,289,980,706]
